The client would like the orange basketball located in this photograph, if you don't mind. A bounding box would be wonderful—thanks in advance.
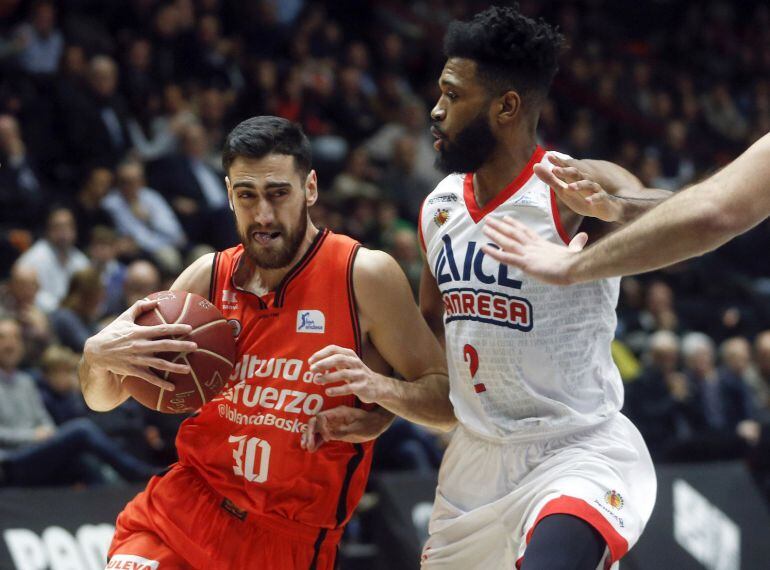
[121,290,236,413]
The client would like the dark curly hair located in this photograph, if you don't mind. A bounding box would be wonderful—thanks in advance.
[444,5,565,108]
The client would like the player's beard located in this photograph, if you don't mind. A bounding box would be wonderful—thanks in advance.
[238,202,308,269]
[434,111,498,174]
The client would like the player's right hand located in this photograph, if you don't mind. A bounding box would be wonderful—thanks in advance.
[83,299,197,391]
[481,215,588,286]
[301,405,394,452]
[535,154,623,222]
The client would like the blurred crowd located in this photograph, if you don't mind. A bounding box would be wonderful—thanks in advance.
[0,0,769,506]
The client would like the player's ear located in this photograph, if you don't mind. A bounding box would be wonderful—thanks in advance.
[305,169,318,207]
[225,176,234,211]
[497,90,521,124]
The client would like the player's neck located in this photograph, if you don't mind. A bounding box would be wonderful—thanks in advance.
[473,139,537,209]
[236,224,320,295]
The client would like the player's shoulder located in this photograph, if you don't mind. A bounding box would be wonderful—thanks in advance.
[171,253,215,299]
[352,247,400,282]
[423,173,465,204]
[419,173,464,226]
[351,248,411,320]
[352,248,407,296]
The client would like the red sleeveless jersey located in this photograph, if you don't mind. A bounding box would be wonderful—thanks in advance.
[175,229,374,531]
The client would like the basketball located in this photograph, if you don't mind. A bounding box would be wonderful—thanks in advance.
[121,290,236,413]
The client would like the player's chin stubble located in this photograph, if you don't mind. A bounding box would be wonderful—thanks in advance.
[239,203,308,270]
[434,113,498,174]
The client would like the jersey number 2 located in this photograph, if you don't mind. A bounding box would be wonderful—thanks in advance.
[463,344,486,393]
[229,435,270,483]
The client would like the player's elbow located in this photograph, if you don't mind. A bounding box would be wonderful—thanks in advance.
[435,414,458,432]
[695,201,750,252]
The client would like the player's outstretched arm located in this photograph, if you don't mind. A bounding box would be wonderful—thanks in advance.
[80,254,212,411]
[535,153,671,224]
[483,132,770,284]
[309,249,455,431]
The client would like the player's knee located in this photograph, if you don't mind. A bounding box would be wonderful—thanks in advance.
[521,514,606,570]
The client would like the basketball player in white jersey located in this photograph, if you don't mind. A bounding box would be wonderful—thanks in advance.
[418,7,666,569]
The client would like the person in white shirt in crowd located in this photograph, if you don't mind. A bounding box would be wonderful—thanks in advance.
[102,157,186,275]
[16,207,90,313]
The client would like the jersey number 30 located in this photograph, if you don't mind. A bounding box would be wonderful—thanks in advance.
[229,435,271,483]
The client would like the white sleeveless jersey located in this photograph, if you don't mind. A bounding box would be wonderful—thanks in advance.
[419,146,623,441]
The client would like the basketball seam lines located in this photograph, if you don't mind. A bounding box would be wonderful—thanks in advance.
[185,354,207,404]
[174,292,193,325]
[196,348,235,367]
[187,319,228,336]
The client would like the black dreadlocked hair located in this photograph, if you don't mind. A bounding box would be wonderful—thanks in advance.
[443,4,565,108]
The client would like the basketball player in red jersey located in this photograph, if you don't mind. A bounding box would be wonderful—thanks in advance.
[79,116,455,569]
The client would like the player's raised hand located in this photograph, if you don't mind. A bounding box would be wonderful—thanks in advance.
[83,298,197,391]
[301,405,394,452]
[308,345,382,404]
[481,215,587,286]
[534,153,623,222]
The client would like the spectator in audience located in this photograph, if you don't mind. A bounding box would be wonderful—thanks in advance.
[0,114,45,229]
[389,226,422,296]
[103,158,186,274]
[87,226,126,317]
[149,122,234,249]
[331,147,380,202]
[380,134,435,222]
[638,280,680,335]
[625,331,687,459]
[662,332,756,461]
[0,263,51,367]
[37,344,86,425]
[16,207,90,313]
[49,267,105,353]
[13,0,63,76]
[365,97,442,187]
[702,83,749,143]
[61,55,131,168]
[71,166,115,249]
[720,336,760,401]
[117,260,161,314]
[0,318,155,486]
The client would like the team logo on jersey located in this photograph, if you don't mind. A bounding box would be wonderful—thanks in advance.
[427,193,458,205]
[297,310,325,333]
[222,289,238,310]
[604,490,624,510]
[434,235,533,331]
[106,555,159,570]
[228,318,242,337]
[433,208,450,227]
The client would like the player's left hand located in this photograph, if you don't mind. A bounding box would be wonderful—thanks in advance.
[534,153,623,222]
[308,345,382,404]
[301,405,395,452]
[481,215,588,286]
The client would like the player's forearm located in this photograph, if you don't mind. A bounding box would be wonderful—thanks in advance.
[79,343,130,412]
[611,187,672,224]
[567,184,735,283]
[375,373,456,431]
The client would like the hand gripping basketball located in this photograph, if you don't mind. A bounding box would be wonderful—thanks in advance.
[86,291,237,413]
[84,297,198,391]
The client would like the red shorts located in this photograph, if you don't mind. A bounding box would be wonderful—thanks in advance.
[108,464,340,570]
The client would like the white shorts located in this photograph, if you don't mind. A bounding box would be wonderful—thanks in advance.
[421,414,656,570]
